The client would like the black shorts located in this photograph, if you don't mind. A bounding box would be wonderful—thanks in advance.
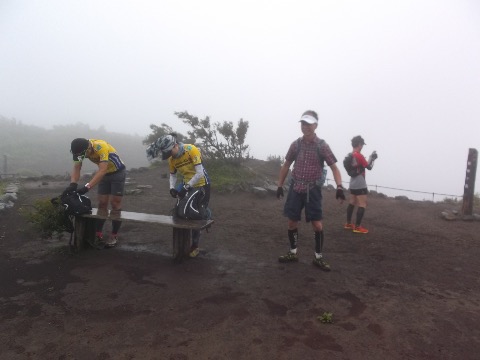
[350,188,369,196]
[283,185,323,222]
[97,170,126,196]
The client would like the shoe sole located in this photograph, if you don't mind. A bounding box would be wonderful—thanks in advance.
[353,230,368,234]
[312,261,331,271]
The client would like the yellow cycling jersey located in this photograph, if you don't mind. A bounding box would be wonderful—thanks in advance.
[75,139,126,174]
[168,144,209,187]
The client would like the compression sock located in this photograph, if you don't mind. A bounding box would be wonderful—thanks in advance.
[95,219,106,233]
[288,229,298,251]
[314,231,324,254]
[356,207,365,226]
[347,204,355,223]
[112,220,122,234]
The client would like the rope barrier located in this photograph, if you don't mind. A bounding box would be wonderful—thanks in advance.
[325,178,463,202]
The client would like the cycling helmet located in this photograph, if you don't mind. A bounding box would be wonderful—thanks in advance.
[71,138,90,160]
[156,134,176,160]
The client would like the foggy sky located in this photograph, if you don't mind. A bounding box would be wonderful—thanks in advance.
[1,0,479,199]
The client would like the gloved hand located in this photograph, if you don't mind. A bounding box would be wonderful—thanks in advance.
[169,188,178,198]
[77,185,89,195]
[63,182,77,195]
[177,184,191,199]
[370,151,378,160]
[276,187,284,199]
[336,185,346,201]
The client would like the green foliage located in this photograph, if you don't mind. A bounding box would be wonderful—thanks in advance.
[0,180,6,194]
[142,123,192,145]
[20,198,70,239]
[205,159,254,192]
[317,312,334,324]
[267,154,284,166]
[174,111,250,162]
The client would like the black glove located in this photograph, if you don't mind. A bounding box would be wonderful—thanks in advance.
[336,185,346,200]
[77,186,89,195]
[63,182,77,195]
[276,187,284,199]
[371,151,378,160]
[177,184,191,199]
[169,188,178,198]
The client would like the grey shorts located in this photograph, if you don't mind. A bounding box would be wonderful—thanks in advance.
[97,170,126,196]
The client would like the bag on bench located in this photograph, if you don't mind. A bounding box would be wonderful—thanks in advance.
[60,192,93,216]
[174,187,209,220]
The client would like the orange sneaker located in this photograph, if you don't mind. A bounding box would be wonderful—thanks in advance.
[353,226,369,234]
[344,223,354,230]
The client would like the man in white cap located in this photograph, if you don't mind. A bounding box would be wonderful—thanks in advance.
[276,110,345,271]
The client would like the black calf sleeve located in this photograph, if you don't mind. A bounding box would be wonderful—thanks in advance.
[314,231,324,253]
[288,229,298,250]
[347,204,355,223]
[356,207,365,226]
[112,220,122,234]
[95,219,106,233]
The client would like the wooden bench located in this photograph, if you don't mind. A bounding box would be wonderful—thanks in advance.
[74,208,214,262]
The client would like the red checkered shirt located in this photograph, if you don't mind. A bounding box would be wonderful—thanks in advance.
[285,136,337,193]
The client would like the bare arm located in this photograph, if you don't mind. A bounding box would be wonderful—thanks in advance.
[329,163,343,188]
[277,159,293,188]
[70,162,82,183]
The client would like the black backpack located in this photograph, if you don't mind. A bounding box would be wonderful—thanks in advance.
[174,187,210,220]
[60,192,93,216]
[343,152,360,177]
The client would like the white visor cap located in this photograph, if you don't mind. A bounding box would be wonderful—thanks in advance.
[299,114,318,124]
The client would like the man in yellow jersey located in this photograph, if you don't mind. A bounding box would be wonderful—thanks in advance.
[147,133,211,257]
[65,138,127,249]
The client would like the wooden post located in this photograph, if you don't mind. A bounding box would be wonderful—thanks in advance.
[462,148,478,219]
[172,228,192,263]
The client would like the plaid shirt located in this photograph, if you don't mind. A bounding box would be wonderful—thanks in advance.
[285,136,337,193]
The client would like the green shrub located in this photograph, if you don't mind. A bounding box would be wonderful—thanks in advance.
[204,159,253,192]
[20,198,70,239]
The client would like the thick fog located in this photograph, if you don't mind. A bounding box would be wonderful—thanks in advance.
[1,0,479,200]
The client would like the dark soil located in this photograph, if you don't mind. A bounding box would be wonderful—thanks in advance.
[1,160,479,360]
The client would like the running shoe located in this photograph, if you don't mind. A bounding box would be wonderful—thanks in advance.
[312,257,331,271]
[344,223,354,230]
[278,251,298,263]
[189,247,200,258]
[353,226,369,234]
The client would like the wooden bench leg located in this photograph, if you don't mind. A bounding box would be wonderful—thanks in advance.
[74,217,96,252]
[172,228,192,263]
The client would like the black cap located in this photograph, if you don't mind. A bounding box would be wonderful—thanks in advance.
[71,138,89,155]
[351,135,366,147]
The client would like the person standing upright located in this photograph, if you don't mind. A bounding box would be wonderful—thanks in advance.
[276,110,345,271]
[344,135,378,234]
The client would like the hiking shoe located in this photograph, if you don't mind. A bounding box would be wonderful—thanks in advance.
[344,223,354,230]
[105,235,118,248]
[312,257,331,271]
[278,251,298,263]
[189,247,200,258]
[88,235,106,250]
[353,226,369,234]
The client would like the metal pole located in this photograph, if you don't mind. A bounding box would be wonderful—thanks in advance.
[462,148,478,218]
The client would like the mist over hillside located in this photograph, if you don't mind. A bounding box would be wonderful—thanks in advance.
[0,117,150,176]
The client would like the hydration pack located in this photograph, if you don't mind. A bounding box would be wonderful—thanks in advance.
[60,191,93,216]
[343,152,360,177]
[174,187,210,220]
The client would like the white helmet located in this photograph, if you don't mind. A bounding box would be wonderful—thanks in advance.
[156,134,176,160]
